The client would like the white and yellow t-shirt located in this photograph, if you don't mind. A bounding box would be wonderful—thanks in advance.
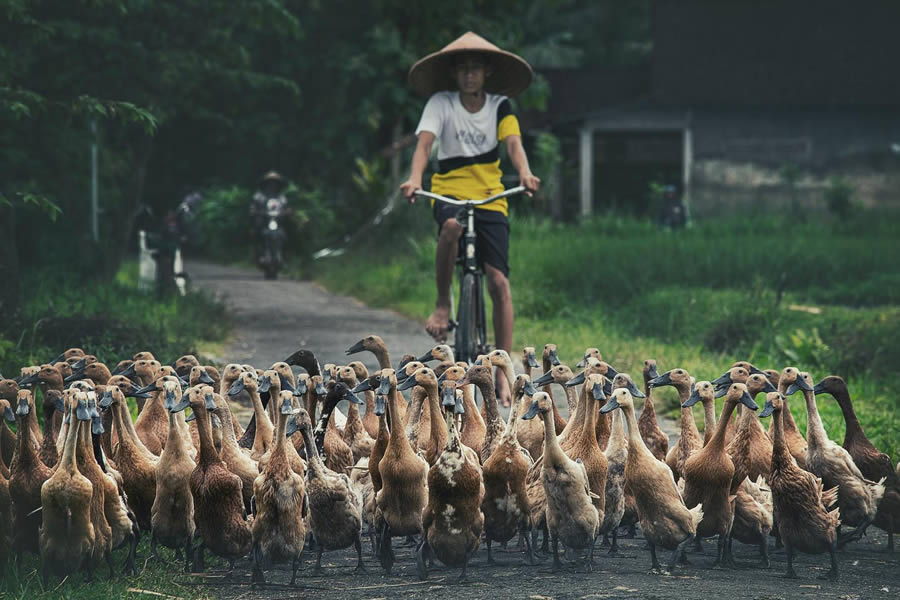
[415,91,521,216]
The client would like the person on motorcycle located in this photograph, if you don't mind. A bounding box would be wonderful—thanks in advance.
[400,32,540,407]
[251,171,289,276]
[251,171,288,230]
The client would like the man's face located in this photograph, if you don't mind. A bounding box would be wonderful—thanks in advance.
[454,56,488,95]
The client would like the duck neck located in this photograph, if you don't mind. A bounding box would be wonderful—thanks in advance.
[780,392,803,435]
[831,384,864,442]
[313,398,336,458]
[272,404,288,458]
[498,363,515,390]
[405,387,427,443]
[386,386,412,454]
[502,392,523,442]
[375,348,392,370]
[642,391,658,421]
[299,425,324,477]
[709,399,738,451]
[165,409,190,459]
[425,384,446,451]
[194,405,219,465]
[771,407,793,468]
[607,408,626,451]
[477,377,499,425]
[677,385,700,439]
[444,410,462,454]
[703,398,718,435]
[582,388,599,446]
[563,382,578,416]
[802,388,828,446]
[59,409,81,472]
[622,402,650,456]
[460,383,482,430]
[540,408,565,465]
[14,410,38,469]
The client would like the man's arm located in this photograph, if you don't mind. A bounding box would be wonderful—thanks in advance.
[504,134,541,193]
[399,131,436,202]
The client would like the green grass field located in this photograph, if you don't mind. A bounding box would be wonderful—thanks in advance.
[312,211,900,460]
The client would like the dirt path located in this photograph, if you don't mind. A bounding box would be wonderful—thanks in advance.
[184,260,898,600]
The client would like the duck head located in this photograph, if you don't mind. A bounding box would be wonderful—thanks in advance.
[522,391,553,420]
[523,346,539,369]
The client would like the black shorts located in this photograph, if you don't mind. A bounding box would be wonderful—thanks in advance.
[433,200,510,278]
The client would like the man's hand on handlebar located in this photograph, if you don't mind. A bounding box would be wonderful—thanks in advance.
[400,179,421,204]
[520,171,541,196]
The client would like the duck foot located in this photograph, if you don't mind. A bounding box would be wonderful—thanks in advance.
[416,541,429,580]
[399,535,418,548]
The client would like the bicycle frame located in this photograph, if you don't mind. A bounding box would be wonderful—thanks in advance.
[414,186,525,362]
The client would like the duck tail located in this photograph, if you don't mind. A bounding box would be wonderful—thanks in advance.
[688,503,704,531]
[827,505,841,530]
[867,477,886,505]
[820,482,840,509]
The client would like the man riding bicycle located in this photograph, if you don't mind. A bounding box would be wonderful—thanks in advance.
[400,32,540,406]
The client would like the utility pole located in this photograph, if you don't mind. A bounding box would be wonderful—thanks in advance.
[90,119,99,242]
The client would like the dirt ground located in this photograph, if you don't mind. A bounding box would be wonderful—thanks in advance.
[185,260,899,600]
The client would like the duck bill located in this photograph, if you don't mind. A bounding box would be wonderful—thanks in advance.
[599,397,620,414]
[627,380,645,398]
[441,385,456,409]
[373,394,386,416]
[49,352,66,365]
[740,391,759,411]
[682,388,701,408]
[315,382,327,397]
[133,382,158,396]
[565,371,586,388]
[258,375,272,394]
[748,364,765,375]
[396,376,417,392]
[591,381,606,401]
[345,340,365,356]
[99,390,114,408]
[18,373,39,386]
[714,385,728,399]
[758,398,776,418]
[526,354,539,369]
[784,382,801,396]
[227,378,245,396]
[604,365,619,379]
[548,349,560,366]
[377,377,392,396]
[521,400,540,420]
[64,370,86,384]
[170,397,191,413]
[532,372,553,387]
[711,372,732,386]
[523,379,538,397]
[15,397,30,416]
[91,416,105,435]
[647,371,672,388]
[352,378,373,395]
[54,395,66,413]
[164,389,176,410]
[284,415,300,437]
[3,405,15,422]
[345,388,364,405]
[417,350,434,363]
[795,375,813,392]
[184,412,196,422]
[294,379,308,396]
[281,396,294,414]
[198,370,215,385]
[646,364,659,380]
[75,401,91,421]
[762,380,777,394]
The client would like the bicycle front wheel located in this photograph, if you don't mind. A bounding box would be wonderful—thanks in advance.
[455,273,479,364]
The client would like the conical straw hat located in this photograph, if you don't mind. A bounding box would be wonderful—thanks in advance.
[408,31,533,98]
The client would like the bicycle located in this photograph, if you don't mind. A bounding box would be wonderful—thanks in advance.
[413,185,526,364]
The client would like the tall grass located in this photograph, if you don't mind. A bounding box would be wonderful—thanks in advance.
[312,212,900,459]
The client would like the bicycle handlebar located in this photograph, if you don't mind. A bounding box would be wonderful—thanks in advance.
[413,185,526,206]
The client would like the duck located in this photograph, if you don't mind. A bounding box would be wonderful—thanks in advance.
[397,367,448,466]
[530,363,577,444]
[150,379,196,571]
[540,344,567,434]
[562,373,608,529]
[771,367,809,468]
[256,372,307,478]
[814,375,900,551]
[208,387,260,511]
[601,383,627,553]
[0,454,11,565]
[719,369,777,491]
[1,378,42,459]
[229,371,273,461]
[8,388,53,555]
[729,476,773,567]
[0,382,17,469]
[346,334,393,370]
[479,374,535,564]
[173,384,251,572]
[98,385,158,531]
[337,365,375,460]
[648,368,701,482]
[758,391,840,580]
[486,349,537,462]
[557,358,616,447]
[440,365,485,456]
[39,391,95,585]
[250,392,309,585]
[372,369,428,574]
[351,374,391,553]
[313,378,356,475]
[132,374,177,456]
[638,359,669,462]
[0,399,13,478]
[681,382,758,567]
[790,371,884,547]
[600,388,703,573]
[18,364,66,465]
[294,395,366,576]
[692,380,719,446]
[522,391,600,572]
[348,361,379,439]
[418,385,484,581]
[456,363,504,462]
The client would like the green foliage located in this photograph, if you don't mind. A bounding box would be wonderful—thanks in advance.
[312,213,900,459]
[824,175,854,219]
[0,262,229,376]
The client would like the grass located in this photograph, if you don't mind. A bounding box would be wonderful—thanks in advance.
[309,211,900,460]
[1,541,218,600]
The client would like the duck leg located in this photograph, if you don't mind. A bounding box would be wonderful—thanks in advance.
[551,533,562,571]
[648,540,662,571]
[105,550,115,579]
[486,539,496,565]
[627,523,636,538]
[290,552,303,586]
[523,526,536,565]
[354,534,366,572]
[251,543,265,584]
[458,550,470,583]
[314,545,325,574]
[758,536,770,568]
[192,541,205,573]
[416,539,429,580]
[586,537,595,573]
[183,538,193,574]
[369,523,378,556]
[667,535,693,573]
[823,541,839,581]
[886,527,894,553]
[713,534,728,567]
[783,542,797,578]
[608,528,619,554]
[379,522,395,574]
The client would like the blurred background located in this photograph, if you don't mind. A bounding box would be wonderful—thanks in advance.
[1,1,898,451]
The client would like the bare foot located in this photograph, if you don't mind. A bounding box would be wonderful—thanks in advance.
[496,371,511,408]
[425,304,450,343]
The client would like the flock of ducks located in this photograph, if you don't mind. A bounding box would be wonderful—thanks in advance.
[0,336,897,586]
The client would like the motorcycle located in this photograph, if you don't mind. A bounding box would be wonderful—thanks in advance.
[257,196,287,279]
